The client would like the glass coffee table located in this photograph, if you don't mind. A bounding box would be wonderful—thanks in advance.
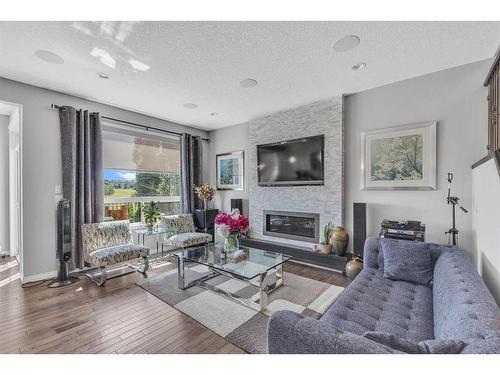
[174,244,292,312]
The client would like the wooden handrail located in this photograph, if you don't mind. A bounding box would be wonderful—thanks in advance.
[484,45,500,153]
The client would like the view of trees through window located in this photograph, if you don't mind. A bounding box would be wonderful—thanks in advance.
[104,169,181,222]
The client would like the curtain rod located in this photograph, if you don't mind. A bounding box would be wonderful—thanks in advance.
[50,104,209,142]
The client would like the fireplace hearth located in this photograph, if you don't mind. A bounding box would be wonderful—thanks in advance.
[263,210,320,243]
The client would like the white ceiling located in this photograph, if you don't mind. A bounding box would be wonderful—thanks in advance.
[0,21,499,130]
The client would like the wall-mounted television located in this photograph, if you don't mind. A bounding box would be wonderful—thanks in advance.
[257,135,324,186]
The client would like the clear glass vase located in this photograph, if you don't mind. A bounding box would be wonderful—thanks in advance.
[224,233,239,252]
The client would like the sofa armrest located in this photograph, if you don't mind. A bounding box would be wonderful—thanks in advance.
[267,310,398,354]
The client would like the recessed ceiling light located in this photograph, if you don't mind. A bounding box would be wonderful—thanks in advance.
[352,62,367,71]
[332,35,360,52]
[240,78,258,88]
[98,72,110,79]
[210,112,218,116]
[183,103,198,109]
[34,50,64,64]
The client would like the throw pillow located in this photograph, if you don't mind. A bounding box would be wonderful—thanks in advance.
[363,332,465,354]
[362,331,420,353]
[418,339,466,354]
[381,238,433,286]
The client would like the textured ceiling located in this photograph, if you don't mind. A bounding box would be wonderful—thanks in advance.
[0,21,499,130]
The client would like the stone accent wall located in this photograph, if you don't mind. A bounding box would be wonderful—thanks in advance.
[248,97,344,248]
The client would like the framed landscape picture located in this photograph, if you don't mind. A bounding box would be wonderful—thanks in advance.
[361,121,437,190]
[216,150,244,190]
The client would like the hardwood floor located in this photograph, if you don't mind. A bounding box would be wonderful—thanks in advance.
[0,256,348,354]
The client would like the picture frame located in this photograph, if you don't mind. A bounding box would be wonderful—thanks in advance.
[216,150,244,190]
[361,121,437,190]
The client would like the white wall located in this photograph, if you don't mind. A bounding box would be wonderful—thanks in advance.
[472,156,500,305]
[345,60,490,258]
[0,77,209,280]
[0,115,9,255]
[247,97,343,247]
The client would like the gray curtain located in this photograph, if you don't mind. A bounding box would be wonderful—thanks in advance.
[180,133,202,213]
[59,106,104,269]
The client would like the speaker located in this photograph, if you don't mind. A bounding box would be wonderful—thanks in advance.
[231,198,243,215]
[48,199,79,288]
[353,202,366,258]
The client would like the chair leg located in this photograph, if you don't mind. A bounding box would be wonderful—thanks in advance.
[87,266,107,286]
[139,256,149,274]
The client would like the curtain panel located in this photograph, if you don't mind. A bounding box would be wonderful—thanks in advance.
[59,106,104,269]
[180,133,202,213]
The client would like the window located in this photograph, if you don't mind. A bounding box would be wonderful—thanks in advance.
[102,124,181,222]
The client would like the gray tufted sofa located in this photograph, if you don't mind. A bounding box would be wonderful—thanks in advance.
[267,237,500,354]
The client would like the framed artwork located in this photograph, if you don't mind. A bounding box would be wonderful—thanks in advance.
[216,150,244,190]
[361,121,437,190]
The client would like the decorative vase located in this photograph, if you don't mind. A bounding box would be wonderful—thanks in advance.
[319,243,333,254]
[224,233,239,252]
[346,257,363,281]
[331,226,348,256]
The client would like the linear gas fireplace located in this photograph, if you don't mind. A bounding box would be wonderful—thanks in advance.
[263,210,320,243]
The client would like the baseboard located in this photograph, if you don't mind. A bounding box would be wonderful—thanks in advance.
[22,270,57,284]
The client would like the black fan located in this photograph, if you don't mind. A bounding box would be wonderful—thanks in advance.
[48,199,79,288]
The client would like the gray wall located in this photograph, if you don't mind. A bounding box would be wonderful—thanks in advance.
[0,115,9,254]
[208,122,250,213]
[0,77,209,280]
[208,60,490,262]
[345,60,490,258]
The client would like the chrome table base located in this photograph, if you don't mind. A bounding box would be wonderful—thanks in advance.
[175,254,284,313]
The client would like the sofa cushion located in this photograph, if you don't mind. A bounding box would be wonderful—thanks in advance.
[168,232,212,248]
[381,238,433,286]
[433,250,500,343]
[88,244,149,267]
[321,267,434,342]
[363,331,465,354]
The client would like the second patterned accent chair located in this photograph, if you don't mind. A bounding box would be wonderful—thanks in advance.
[81,220,149,285]
[161,213,212,249]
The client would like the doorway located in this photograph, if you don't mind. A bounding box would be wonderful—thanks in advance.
[0,100,23,278]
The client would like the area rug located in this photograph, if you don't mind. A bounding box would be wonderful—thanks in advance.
[137,264,344,353]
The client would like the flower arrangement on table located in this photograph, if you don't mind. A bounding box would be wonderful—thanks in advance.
[193,183,216,209]
[215,212,249,251]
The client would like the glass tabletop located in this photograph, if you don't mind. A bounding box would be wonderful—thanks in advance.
[135,226,175,236]
[175,244,292,280]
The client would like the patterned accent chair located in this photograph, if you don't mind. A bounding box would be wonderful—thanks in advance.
[161,214,212,249]
[81,220,149,285]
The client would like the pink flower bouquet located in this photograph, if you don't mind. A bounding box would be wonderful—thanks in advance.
[215,212,249,238]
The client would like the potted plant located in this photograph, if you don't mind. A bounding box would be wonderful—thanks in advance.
[319,222,333,254]
[215,212,249,252]
[143,201,161,230]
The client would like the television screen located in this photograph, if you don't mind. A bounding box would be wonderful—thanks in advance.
[257,135,324,186]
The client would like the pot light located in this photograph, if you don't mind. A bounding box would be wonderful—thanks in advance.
[34,50,64,64]
[352,62,367,71]
[210,112,218,116]
[332,35,360,52]
[240,78,258,88]
[183,103,198,109]
[98,73,110,79]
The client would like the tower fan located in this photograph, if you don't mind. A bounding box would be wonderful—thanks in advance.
[48,199,79,287]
